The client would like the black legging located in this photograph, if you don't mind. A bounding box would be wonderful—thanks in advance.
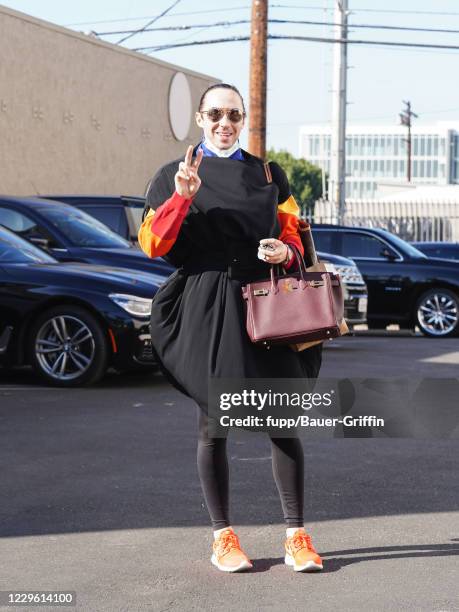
[196,407,304,529]
[196,344,323,529]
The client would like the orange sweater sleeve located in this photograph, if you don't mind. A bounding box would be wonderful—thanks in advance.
[268,160,307,270]
[137,191,192,259]
[277,193,305,270]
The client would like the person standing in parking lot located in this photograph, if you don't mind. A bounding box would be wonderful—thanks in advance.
[138,83,323,573]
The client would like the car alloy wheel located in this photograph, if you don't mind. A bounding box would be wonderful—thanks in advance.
[29,305,109,386]
[35,315,96,380]
[416,289,459,338]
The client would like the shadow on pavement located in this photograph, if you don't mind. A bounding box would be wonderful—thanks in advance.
[240,541,459,574]
[319,541,459,573]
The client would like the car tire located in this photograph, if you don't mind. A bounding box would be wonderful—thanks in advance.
[28,305,109,387]
[415,288,459,338]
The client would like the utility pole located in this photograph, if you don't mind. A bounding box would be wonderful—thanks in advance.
[329,0,348,224]
[248,0,268,159]
[400,100,418,183]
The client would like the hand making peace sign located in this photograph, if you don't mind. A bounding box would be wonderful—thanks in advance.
[174,145,204,199]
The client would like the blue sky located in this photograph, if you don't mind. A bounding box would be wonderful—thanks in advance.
[4,1,459,154]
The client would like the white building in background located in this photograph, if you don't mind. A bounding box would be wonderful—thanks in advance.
[299,122,459,200]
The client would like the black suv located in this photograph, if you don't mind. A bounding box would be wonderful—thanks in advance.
[311,224,459,337]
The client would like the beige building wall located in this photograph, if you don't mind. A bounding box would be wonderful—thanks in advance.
[0,5,219,196]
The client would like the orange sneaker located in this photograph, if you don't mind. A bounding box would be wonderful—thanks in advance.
[284,528,323,572]
[211,528,253,572]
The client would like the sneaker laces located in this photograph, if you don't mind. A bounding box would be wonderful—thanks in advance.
[214,530,241,557]
[290,531,316,554]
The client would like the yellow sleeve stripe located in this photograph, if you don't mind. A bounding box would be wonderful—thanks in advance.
[277,194,300,217]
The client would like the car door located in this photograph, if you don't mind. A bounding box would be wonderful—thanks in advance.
[338,231,408,319]
[0,264,14,360]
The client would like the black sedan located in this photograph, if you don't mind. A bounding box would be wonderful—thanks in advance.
[410,241,459,262]
[0,196,174,276]
[312,224,459,337]
[0,226,164,386]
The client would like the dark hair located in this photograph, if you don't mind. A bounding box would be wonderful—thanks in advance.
[198,83,246,113]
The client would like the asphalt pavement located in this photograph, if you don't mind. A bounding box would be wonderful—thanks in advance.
[0,333,458,611]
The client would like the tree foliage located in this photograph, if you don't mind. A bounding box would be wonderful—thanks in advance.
[267,148,325,215]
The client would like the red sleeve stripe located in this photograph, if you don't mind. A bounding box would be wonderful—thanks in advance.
[138,191,191,258]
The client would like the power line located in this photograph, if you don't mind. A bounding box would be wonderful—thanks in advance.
[133,33,459,54]
[65,5,459,29]
[272,4,459,16]
[294,17,459,35]
[345,43,459,57]
[272,34,459,51]
[64,6,252,27]
[135,35,249,53]
[271,105,459,126]
[96,18,459,37]
[116,0,182,45]
[348,7,459,16]
[97,20,248,36]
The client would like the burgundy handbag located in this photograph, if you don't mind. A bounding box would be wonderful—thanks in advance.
[241,245,344,347]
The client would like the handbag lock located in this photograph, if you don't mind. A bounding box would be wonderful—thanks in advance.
[254,288,269,296]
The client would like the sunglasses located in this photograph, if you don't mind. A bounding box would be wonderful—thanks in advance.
[200,107,246,123]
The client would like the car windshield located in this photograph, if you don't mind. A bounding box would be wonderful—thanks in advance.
[37,207,131,248]
[0,228,57,263]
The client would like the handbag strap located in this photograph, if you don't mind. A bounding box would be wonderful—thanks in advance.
[262,163,318,267]
[263,161,272,184]
[269,243,309,292]
[287,243,309,277]
[262,161,311,277]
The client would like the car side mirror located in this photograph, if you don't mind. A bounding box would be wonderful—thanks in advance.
[380,247,397,260]
[29,236,50,250]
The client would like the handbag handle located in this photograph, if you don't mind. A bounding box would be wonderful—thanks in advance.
[269,242,309,293]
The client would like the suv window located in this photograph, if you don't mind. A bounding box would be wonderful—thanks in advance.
[126,206,144,236]
[342,232,394,258]
[78,205,129,238]
[311,230,339,254]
